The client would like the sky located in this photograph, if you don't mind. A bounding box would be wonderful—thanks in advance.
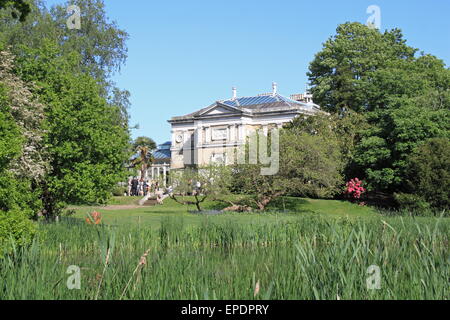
[45,0,450,145]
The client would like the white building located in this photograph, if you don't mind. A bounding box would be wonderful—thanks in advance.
[168,83,323,170]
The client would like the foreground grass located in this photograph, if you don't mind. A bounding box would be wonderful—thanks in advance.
[0,198,448,300]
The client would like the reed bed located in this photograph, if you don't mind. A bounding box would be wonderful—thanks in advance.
[0,214,448,300]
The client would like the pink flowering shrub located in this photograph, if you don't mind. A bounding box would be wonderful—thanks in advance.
[345,178,366,200]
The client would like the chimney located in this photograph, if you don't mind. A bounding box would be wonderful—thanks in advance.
[272,82,278,96]
[232,87,237,100]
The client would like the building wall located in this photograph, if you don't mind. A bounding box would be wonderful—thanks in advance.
[170,112,299,169]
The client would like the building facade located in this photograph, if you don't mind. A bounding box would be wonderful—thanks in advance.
[168,83,323,170]
[149,141,171,186]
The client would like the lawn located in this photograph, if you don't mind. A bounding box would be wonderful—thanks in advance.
[1,197,448,300]
[70,196,380,228]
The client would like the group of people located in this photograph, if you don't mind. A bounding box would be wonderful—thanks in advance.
[127,177,160,197]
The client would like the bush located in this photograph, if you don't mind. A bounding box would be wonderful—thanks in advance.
[112,185,127,197]
[394,193,431,212]
[406,138,450,210]
[0,172,42,217]
[0,210,37,257]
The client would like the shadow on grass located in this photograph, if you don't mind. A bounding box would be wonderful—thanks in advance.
[206,197,315,214]
[267,197,310,212]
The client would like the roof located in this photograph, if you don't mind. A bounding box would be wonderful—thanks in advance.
[169,93,322,122]
[153,149,171,160]
[153,142,171,160]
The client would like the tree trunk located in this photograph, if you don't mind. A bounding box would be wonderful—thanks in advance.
[256,192,284,211]
[222,205,252,212]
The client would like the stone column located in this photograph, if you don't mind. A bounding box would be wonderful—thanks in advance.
[239,124,244,142]
[197,126,203,147]
[205,126,210,144]
[163,165,167,187]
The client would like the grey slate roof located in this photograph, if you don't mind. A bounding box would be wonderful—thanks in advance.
[153,142,171,160]
[169,93,322,122]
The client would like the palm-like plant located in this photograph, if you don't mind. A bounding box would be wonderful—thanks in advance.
[130,137,156,180]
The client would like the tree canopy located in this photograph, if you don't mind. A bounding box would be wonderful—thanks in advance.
[305,22,450,203]
[0,0,30,21]
[0,0,132,220]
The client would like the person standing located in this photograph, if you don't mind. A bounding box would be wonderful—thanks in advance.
[138,179,144,196]
[143,180,148,196]
[131,177,138,196]
[127,177,132,196]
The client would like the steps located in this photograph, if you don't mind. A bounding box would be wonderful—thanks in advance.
[139,191,170,206]
[142,199,158,206]
[138,193,154,206]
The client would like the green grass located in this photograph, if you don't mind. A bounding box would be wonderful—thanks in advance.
[1,197,448,300]
[71,196,380,229]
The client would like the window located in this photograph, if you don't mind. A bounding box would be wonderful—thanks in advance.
[212,128,227,141]
[211,153,226,164]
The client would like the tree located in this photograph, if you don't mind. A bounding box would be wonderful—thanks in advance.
[0,49,48,183]
[0,0,128,81]
[308,22,450,195]
[0,0,30,21]
[14,41,131,216]
[133,136,157,151]
[0,0,131,127]
[353,101,449,192]
[280,131,344,199]
[0,83,23,212]
[130,137,156,180]
[230,163,285,211]
[0,1,132,224]
[170,165,233,211]
[229,128,344,211]
[0,85,21,171]
[0,57,39,255]
[285,111,368,180]
[49,0,129,81]
[0,49,47,217]
[406,138,450,209]
[308,22,417,113]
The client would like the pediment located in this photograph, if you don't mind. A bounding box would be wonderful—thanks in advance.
[196,103,242,118]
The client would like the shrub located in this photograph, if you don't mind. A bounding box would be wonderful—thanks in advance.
[394,193,431,212]
[406,138,450,210]
[112,185,127,197]
[345,178,366,199]
[0,210,37,257]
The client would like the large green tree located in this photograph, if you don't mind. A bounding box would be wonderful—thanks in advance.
[308,22,450,197]
[14,41,131,215]
[0,63,38,255]
[406,138,450,210]
[307,22,440,114]
[0,0,131,126]
[0,0,132,227]
[230,128,344,210]
[0,48,47,216]
[353,102,449,192]
[0,0,30,21]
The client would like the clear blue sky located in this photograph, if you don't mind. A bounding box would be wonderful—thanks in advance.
[46,0,450,145]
